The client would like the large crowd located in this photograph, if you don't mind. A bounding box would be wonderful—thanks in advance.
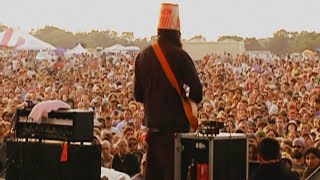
[0,49,320,179]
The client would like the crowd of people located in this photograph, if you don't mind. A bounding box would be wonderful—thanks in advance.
[0,48,320,179]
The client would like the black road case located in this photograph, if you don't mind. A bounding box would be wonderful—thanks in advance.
[174,132,248,180]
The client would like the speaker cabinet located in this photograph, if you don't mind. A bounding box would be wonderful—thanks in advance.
[6,141,101,180]
[174,133,248,180]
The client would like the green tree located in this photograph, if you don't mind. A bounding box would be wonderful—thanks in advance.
[268,29,290,55]
[189,35,206,41]
[32,26,151,49]
[121,32,134,42]
[244,37,266,51]
[217,35,244,42]
[0,25,8,32]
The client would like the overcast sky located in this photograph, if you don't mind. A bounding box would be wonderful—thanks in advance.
[0,0,319,41]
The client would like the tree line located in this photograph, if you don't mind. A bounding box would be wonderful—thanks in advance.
[1,25,320,55]
[217,29,320,55]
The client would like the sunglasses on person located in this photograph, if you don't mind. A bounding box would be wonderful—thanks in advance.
[293,145,303,149]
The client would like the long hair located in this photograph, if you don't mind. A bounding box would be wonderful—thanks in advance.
[157,29,182,48]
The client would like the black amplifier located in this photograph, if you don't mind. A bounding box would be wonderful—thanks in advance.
[15,109,94,142]
[6,140,101,180]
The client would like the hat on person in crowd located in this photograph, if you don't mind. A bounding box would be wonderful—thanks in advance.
[269,104,279,115]
[94,119,102,128]
[216,111,226,121]
[293,137,305,147]
[108,128,117,135]
[199,111,209,120]
[248,120,256,128]
[91,98,98,105]
[255,131,266,138]
[158,3,180,30]
[269,84,278,90]
[302,133,314,143]
[310,129,318,137]
[299,107,310,115]
[314,133,320,143]
[286,120,298,130]
[92,85,100,92]
[282,138,293,148]
[93,134,102,145]
[107,93,117,102]
[14,87,21,94]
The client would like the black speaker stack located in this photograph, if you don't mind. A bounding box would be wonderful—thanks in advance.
[6,141,101,180]
[5,108,101,180]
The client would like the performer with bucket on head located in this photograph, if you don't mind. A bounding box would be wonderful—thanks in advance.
[134,3,203,180]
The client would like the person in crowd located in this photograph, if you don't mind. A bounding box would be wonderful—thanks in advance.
[301,147,320,180]
[314,134,320,149]
[122,126,135,140]
[103,116,120,136]
[127,135,144,164]
[112,138,140,177]
[281,139,293,155]
[132,111,146,133]
[302,133,314,149]
[133,3,202,180]
[131,153,146,180]
[292,137,307,177]
[101,140,114,168]
[281,151,300,177]
[276,115,287,137]
[249,137,300,180]
[249,143,258,161]
[116,109,133,133]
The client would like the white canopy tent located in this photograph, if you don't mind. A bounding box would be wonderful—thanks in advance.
[16,36,56,50]
[0,27,55,50]
[125,46,140,52]
[103,44,127,53]
[103,44,140,53]
[36,51,57,61]
[64,43,88,57]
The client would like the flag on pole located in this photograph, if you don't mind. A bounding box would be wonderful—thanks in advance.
[0,27,13,46]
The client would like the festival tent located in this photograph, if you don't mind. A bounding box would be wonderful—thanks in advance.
[125,46,140,52]
[36,51,57,61]
[16,37,56,50]
[64,43,88,56]
[103,44,141,53]
[302,49,315,57]
[0,27,55,50]
[103,44,127,53]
